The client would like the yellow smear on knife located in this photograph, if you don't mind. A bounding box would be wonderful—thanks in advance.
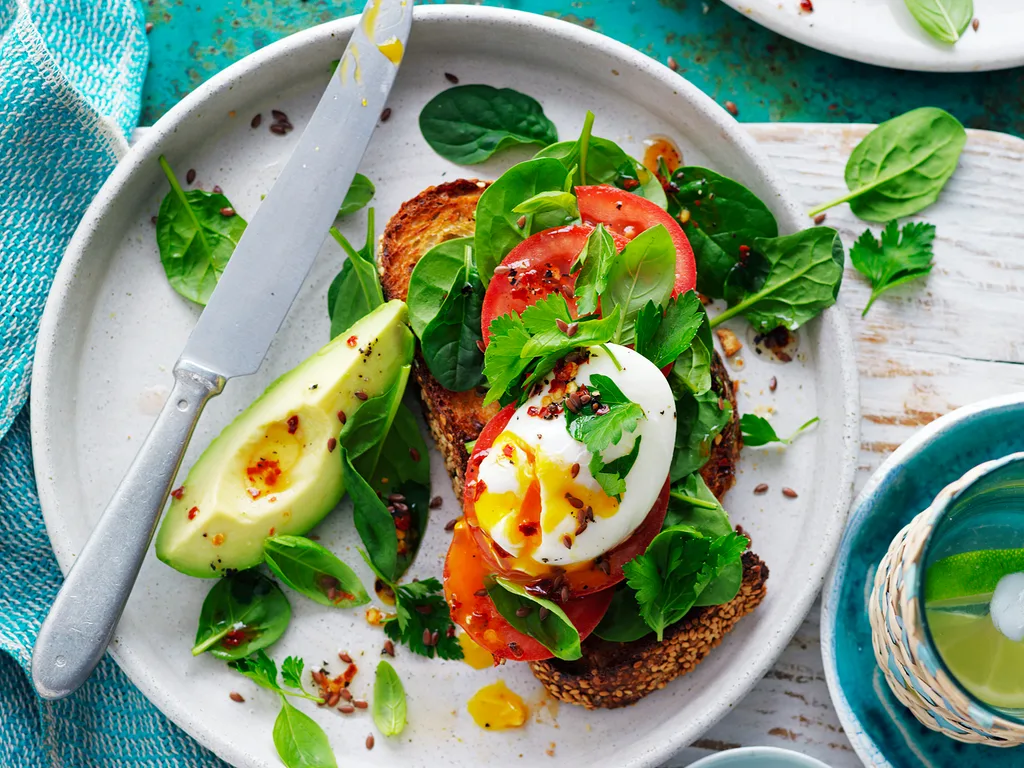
[468,681,528,730]
[458,633,494,670]
[377,36,404,65]
[362,0,381,35]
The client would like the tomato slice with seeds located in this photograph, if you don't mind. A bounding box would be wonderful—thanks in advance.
[576,184,696,298]
[460,404,670,598]
[444,521,614,662]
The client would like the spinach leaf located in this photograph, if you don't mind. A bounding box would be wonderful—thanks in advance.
[263,536,369,608]
[572,224,617,316]
[589,435,642,498]
[809,107,966,221]
[339,365,410,481]
[565,373,645,455]
[228,650,323,703]
[407,237,474,338]
[616,157,669,209]
[904,0,973,44]
[667,166,778,298]
[668,303,713,397]
[513,190,578,220]
[665,473,733,535]
[670,389,732,481]
[419,85,557,164]
[474,158,569,283]
[603,224,677,343]
[593,586,652,642]
[192,571,291,660]
[338,173,375,217]
[487,577,582,661]
[420,243,486,392]
[156,155,247,305]
[372,660,407,737]
[326,211,384,339]
[273,699,338,768]
[850,220,935,316]
[740,414,819,447]
[633,291,704,369]
[713,227,844,332]
[341,447,399,582]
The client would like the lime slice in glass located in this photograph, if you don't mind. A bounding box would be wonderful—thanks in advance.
[924,548,1024,606]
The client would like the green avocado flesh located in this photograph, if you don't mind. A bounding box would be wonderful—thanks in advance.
[155,301,414,577]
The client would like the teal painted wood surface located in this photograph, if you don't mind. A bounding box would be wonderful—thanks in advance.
[140,0,1024,136]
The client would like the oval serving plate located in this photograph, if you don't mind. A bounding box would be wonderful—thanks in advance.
[719,0,1024,73]
[32,7,859,767]
[821,393,1024,768]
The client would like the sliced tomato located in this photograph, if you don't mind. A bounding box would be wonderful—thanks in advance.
[461,403,671,597]
[444,522,614,662]
[576,185,696,297]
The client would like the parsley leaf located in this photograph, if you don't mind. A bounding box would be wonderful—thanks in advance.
[519,294,619,358]
[383,578,463,661]
[572,224,617,315]
[740,414,819,447]
[481,314,534,404]
[589,435,642,498]
[565,373,645,455]
[623,527,747,640]
[633,291,704,369]
[228,650,323,703]
[850,220,935,317]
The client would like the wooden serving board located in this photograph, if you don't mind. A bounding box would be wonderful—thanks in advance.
[671,124,1024,767]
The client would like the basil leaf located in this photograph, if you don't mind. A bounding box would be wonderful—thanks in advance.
[339,365,411,481]
[593,586,652,642]
[512,190,578,220]
[809,107,966,221]
[192,571,291,660]
[904,0,973,44]
[338,173,375,217]
[740,413,819,447]
[420,244,486,392]
[616,158,669,209]
[633,291,704,369]
[263,536,369,608]
[565,373,645,454]
[670,389,732,481]
[572,224,617,316]
[156,155,247,305]
[602,224,677,343]
[487,577,582,661]
[373,660,407,737]
[474,158,569,283]
[341,447,399,582]
[669,304,713,397]
[714,227,845,333]
[419,85,557,164]
[534,111,627,188]
[273,699,338,768]
[407,237,474,337]
[667,167,778,298]
[665,473,733,536]
[589,435,642,498]
[327,212,384,339]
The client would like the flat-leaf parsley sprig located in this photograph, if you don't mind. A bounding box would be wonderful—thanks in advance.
[850,220,935,316]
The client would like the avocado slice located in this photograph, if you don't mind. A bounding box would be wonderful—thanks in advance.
[156,300,414,577]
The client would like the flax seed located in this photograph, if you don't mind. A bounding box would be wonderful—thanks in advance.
[145,21,154,33]
[383,640,395,657]
[515,606,531,618]
[566,322,578,337]
[327,691,341,707]
[570,463,580,478]
[220,207,235,217]
[769,376,778,392]
[560,284,574,300]
[380,107,392,122]
[354,699,369,709]
[327,437,337,452]
[430,496,443,509]
[724,100,739,116]
[229,692,244,703]
[186,169,196,185]
[667,55,678,71]
[444,72,459,83]
[340,688,353,701]
[444,518,458,532]
[476,339,486,353]
[813,213,827,225]
[972,17,979,31]
[251,113,262,128]
[556,318,569,334]
[538,607,550,622]
[782,487,798,498]
[410,447,421,462]
[754,483,769,494]
[366,734,375,751]
[212,185,223,194]
[565,494,584,509]
[337,410,347,424]
[339,703,355,714]
[355,390,368,401]
[474,588,488,597]
[423,628,434,646]
[271,109,288,122]
[560,585,571,603]
[338,651,353,663]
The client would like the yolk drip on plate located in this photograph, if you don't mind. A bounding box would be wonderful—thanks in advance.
[467,681,529,730]
[458,632,495,670]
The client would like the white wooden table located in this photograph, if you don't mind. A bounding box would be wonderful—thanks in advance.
[672,124,1024,767]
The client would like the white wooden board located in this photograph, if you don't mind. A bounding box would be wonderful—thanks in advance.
[672,124,1024,767]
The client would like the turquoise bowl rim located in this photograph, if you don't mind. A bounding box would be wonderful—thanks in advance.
[820,392,1024,767]
[686,746,832,768]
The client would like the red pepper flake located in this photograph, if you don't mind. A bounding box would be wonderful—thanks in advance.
[170,486,185,500]
[346,335,358,348]
[221,629,246,648]
[502,443,515,457]
[738,244,751,259]
[286,414,299,434]
[527,406,540,417]
[327,437,337,453]
[724,100,739,117]
[187,506,199,520]
[518,522,538,536]
[800,0,813,11]
[220,207,236,217]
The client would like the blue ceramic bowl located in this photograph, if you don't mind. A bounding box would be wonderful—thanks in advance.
[687,747,831,768]
[821,393,1024,767]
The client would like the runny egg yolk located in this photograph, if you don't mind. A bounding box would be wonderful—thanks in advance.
[467,681,529,730]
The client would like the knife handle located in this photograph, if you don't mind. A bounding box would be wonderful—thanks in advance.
[32,361,224,700]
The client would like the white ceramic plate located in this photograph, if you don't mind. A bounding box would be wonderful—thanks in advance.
[720,0,1024,73]
[31,7,859,767]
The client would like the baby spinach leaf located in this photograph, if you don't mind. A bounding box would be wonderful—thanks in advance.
[850,220,936,316]
[617,158,669,209]
[740,414,819,447]
[593,586,652,642]
[419,85,557,164]
[339,365,411,482]
[665,473,733,536]
[904,0,973,44]
[565,373,645,454]
[327,211,384,340]
[263,536,369,608]
[192,571,291,660]
[420,243,486,392]
[474,157,569,283]
[589,435,642,498]
[714,227,845,332]
[513,190,578,220]
[602,224,677,343]
[156,155,247,305]
[670,389,732,481]
[341,447,399,582]
[338,173,375,217]
[228,650,323,703]
[572,224,617,316]
[407,237,474,337]
[633,291,704,369]
[273,699,338,768]
[668,303,713,397]
[379,576,463,660]
[809,107,966,221]
[373,660,407,737]
[487,577,582,661]
[667,166,778,298]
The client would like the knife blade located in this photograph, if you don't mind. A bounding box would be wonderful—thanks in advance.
[31,0,412,700]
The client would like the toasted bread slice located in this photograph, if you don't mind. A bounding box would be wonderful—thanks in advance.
[379,179,766,708]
